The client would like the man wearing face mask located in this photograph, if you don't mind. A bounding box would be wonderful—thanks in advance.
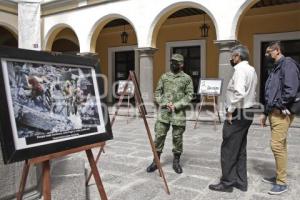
[146,53,193,174]
[260,41,300,195]
[209,45,257,192]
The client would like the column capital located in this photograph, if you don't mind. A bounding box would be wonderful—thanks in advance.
[135,47,158,57]
[18,0,42,3]
[214,40,240,52]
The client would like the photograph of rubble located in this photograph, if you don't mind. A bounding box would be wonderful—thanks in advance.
[1,58,106,150]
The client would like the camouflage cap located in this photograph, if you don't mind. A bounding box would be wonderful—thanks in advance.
[171,54,184,62]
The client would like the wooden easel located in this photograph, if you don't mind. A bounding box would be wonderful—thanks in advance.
[17,142,107,200]
[126,95,131,123]
[117,81,134,124]
[194,95,221,130]
[87,71,170,195]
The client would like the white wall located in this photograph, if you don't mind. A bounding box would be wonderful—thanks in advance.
[42,0,250,51]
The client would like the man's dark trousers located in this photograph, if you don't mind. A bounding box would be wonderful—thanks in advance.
[220,109,254,189]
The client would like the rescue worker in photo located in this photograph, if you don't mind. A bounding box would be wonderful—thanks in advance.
[27,75,50,110]
[63,80,74,116]
[73,85,83,115]
[146,53,194,174]
[28,76,44,98]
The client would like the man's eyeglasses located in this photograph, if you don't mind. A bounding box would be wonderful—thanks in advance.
[265,49,276,55]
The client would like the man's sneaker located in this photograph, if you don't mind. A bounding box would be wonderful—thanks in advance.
[268,184,288,195]
[262,177,276,184]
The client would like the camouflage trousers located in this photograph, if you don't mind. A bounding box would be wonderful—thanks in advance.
[154,121,185,154]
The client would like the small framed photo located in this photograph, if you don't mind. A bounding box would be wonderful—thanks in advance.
[117,80,135,96]
[198,78,223,96]
[0,46,113,164]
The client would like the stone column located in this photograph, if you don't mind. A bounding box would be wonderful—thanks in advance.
[214,40,239,118]
[0,1,42,199]
[18,0,41,50]
[136,47,157,113]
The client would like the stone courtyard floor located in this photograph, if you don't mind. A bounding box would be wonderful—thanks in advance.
[84,113,300,200]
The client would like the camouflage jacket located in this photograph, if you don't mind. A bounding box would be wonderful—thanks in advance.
[155,71,194,126]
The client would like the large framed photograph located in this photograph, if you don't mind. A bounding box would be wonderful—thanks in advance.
[198,78,223,96]
[0,46,112,164]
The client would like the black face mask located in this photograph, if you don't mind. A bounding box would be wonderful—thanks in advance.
[265,55,275,64]
[230,59,236,67]
[170,60,181,73]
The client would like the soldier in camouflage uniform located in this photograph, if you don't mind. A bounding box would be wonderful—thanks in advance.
[146,53,194,174]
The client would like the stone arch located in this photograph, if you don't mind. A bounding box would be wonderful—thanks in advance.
[0,22,17,37]
[44,23,79,51]
[52,39,80,52]
[148,1,218,48]
[89,14,138,53]
[0,24,18,47]
[233,0,260,39]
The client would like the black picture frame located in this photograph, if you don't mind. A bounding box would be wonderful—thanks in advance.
[0,46,113,164]
[197,78,223,96]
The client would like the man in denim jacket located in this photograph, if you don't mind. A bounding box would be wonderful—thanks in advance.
[260,41,300,195]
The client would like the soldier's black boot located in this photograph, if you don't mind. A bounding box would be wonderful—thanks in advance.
[146,152,161,173]
[173,153,183,174]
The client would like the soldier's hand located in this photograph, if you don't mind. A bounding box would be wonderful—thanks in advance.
[170,104,175,112]
[166,102,172,112]
[167,102,175,112]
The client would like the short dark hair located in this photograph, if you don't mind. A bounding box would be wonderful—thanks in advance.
[231,45,250,61]
[267,41,284,53]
